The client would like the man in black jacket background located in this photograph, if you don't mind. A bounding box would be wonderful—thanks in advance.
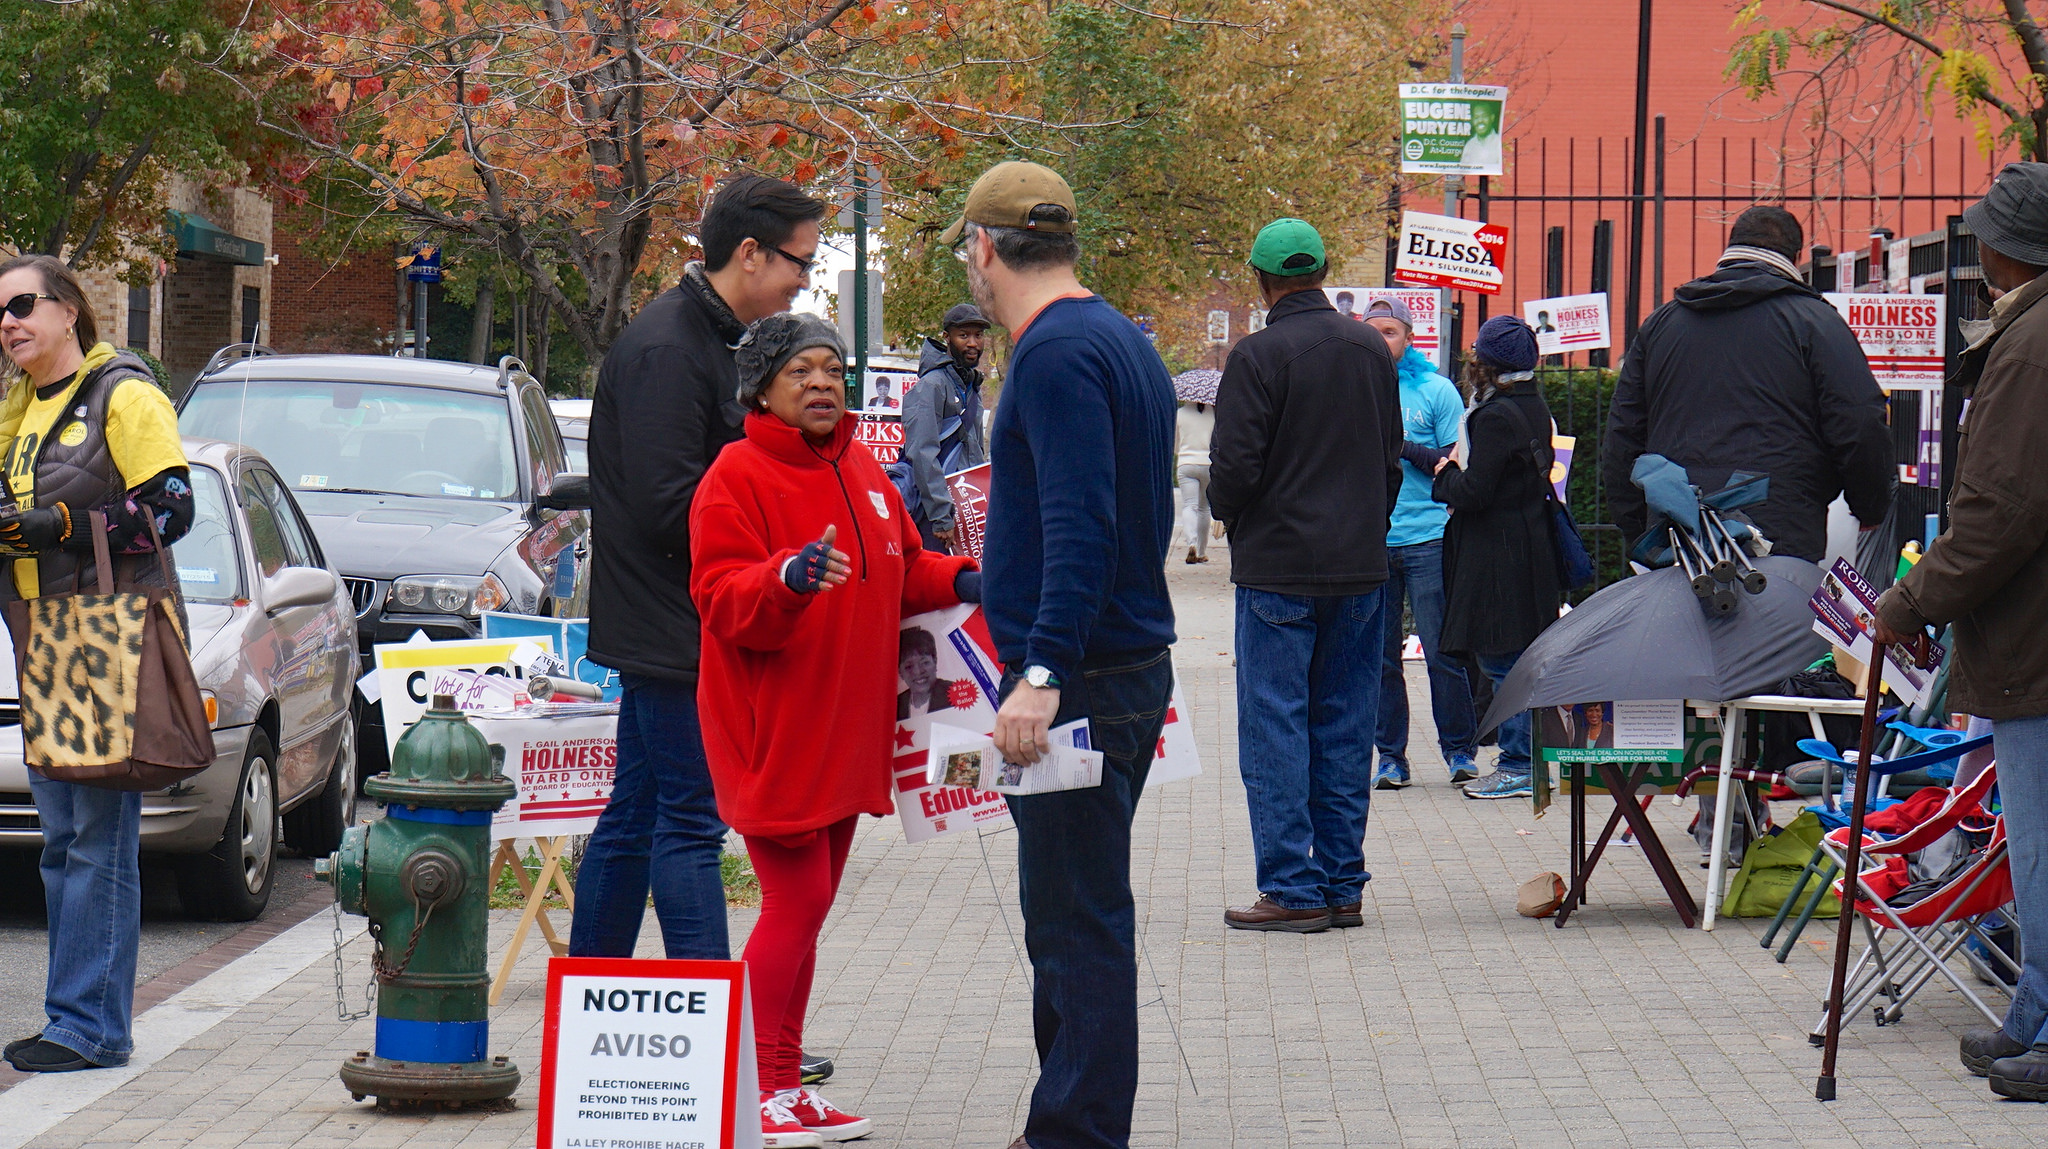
[575,174,825,965]
[1210,218,1402,934]
[1603,205,1892,563]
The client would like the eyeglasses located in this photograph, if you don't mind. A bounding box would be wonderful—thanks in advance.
[2,293,56,321]
[769,246,817,277]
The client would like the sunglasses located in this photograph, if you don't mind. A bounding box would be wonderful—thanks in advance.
[769,245,817,276]
[2,293,56,321]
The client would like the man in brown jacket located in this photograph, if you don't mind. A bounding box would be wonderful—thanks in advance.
[1875,162,2048,1101]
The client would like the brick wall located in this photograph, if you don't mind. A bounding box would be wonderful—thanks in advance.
[268,207,397,354]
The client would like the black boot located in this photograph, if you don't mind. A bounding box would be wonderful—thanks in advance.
[1990,1049,2048,1101]
[1961,1026,2029,1076]
[5,1039,96,1073]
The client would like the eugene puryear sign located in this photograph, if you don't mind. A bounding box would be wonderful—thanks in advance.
[539,958,760,1149]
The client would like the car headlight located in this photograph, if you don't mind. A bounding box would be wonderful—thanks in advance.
[388,574,510,618]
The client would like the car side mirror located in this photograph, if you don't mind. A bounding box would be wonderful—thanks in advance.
[535,471,591,511]
[263,567,339,616]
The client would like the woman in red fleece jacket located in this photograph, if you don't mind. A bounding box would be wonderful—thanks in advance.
[691,313,975,1147]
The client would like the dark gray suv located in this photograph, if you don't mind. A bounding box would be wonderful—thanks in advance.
[178,349,591,761]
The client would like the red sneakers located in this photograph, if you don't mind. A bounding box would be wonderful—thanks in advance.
[788,1087,874,1141]
[760,1091,824,1148]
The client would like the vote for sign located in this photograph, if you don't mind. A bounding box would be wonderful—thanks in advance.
[1822,293,1946,391]
[852,411,904,464]
[1394,211,1508,295]
[539,958,760,1149]
[1398,83,1507,176]
[1522,292,1611,355]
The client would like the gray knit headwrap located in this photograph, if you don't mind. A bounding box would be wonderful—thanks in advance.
[734,313,845,406]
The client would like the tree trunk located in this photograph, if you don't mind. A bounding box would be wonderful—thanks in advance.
[467,274,496,364]
[530,294,553,389]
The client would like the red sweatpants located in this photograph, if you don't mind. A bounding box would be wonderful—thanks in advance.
[743,815,857,1092]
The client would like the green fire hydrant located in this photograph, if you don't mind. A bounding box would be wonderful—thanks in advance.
[315,695,521,1105]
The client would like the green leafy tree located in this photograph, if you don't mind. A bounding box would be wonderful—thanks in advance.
[0,0,261,271]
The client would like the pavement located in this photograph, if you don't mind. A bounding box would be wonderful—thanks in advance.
[5,555,2048,1147]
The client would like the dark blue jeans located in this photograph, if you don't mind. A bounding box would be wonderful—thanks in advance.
[1235,587,1385,909]
[569,673,730,959]
[1993,713,2048,1049]
[31,775,140,1066]
[1375,540,1477,769]
[1473,650,1532,776]
[1006,649,1173,1149]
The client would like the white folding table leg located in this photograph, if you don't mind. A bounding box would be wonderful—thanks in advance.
[1703,704,1745,930]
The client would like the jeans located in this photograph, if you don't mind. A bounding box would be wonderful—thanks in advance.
[1473,650,1532,776]
[1234,587,1385,909]
[569,673,730,960]
[1176,464,1211,559]
[1374,540,1477,770]
[1006,649,1173,1149]
[1994,713,2048,1049]
[31,774,141,1066]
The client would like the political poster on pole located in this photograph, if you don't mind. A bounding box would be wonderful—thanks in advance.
[538,957,761,1149]
[852,411,905,464]
[1394,212,1508,295]
[1324,287,1445,371]
[1822,293,1945,391]
[1399,83,1507,176]
[1522,292,1611,356]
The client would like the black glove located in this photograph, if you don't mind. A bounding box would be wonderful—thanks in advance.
[0,504,70,554]
[783,537,836,594]
[953,569,982,604]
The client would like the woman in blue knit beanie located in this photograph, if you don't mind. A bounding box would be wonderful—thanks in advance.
[1430,316,1562,800]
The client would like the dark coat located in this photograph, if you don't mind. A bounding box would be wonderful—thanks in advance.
[1603,263,1894,562]
[904,338,985,531]
[586,270,748,683]
[1209,289,1402,596]
[1877,272,2048,720]
[1434,389,1561,657]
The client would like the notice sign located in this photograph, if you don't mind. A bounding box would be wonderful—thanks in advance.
[538,958,759,1149]
[1395,211,1508,295]
[1523,292,1610,355]
[1326,287,1444,368]
[1399,83,1507,176]
[1822,293,1946,391]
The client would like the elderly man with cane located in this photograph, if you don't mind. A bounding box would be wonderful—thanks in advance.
[1874,163,2048,1102]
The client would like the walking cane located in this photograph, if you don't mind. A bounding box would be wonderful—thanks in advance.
[1815,633,1931,1101]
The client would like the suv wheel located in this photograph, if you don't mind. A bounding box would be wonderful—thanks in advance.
[176,731,278,921]
[282,717,357,857]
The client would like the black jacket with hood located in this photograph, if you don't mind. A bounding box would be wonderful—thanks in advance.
[586,266,748,683]
[1602,261,1893,562]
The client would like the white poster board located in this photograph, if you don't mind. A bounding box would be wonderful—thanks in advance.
[373,636,553,758]
[1398,83,1508,176]
[1394,211,1508,295]
[1822,293,1946,391]
[473,712,618,838]
[1523,292,1611,355]
[1326,286,1445,371]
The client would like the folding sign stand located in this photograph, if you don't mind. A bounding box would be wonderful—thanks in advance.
[1553,759,1701,929]
[489,836,577,1006]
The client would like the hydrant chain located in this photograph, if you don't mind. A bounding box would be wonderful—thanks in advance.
[330,898,375,1022]
[373,897,436,984]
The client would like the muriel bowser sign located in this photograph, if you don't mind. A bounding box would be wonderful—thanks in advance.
[1394,211,1509,295]
[539,958,761,1149]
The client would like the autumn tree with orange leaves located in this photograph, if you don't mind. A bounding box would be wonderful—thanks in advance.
[248,0,1046,371]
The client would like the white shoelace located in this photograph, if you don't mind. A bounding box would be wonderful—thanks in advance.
[795,1087,842,1118]
[763,1092,806,1127]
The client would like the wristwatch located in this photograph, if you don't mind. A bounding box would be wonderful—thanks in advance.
[1023,665,1062,690]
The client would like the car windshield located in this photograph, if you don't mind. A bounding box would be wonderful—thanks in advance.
[175,466,244,605]
[558,420,588,472]
[181,379,520,501]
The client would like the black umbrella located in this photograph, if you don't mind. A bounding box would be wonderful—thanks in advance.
[1480,555,1829,733]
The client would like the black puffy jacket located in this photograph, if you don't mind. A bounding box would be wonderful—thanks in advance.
[1603,263,1893,562]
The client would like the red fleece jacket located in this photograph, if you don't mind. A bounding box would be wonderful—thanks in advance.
[691,412,973,838]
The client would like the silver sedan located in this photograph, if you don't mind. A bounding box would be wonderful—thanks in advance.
[0,438,360,920]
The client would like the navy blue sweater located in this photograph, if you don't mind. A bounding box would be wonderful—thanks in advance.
[984,296,1177,681]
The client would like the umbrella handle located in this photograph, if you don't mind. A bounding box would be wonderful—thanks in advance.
[1818,640,1888,1100]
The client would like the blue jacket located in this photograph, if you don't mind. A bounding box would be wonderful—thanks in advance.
[984,296,1176,681]
[1389,347,1465,547]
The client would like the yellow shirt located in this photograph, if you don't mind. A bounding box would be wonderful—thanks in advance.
[0,343,188,598]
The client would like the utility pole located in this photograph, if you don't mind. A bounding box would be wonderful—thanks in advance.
[1625,0,1653,342]
[851,166,869,409]
[1442,23,1465,376]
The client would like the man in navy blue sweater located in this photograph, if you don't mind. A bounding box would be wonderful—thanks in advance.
[942,160,1176,1149]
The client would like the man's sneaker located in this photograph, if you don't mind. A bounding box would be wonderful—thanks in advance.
[789,1087,873,1140]
[1224,896,1332,933]
[1962,1026,2030,1076]
[1462,770,1533,800]
[761,1092,826,1148]
[3,1033,41,1060]
[4,1039,95,1073]
[799,1051,834,1085]
[1447,753,1480,786]
[1989,1049,2048,1101]
[1372,758,1411,790]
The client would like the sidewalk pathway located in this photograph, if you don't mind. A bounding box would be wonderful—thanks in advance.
[8,558,2048,1147]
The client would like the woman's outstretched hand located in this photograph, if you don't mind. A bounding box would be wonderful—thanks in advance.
[784,524,853,593]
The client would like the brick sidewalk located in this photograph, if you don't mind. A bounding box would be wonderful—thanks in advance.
[14,557,2048,1147]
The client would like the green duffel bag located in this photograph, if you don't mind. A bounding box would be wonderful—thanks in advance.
[1719,810,1841,919]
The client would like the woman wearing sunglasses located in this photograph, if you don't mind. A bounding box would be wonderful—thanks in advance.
[0,254,195,1074]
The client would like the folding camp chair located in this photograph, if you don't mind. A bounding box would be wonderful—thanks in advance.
[1807,763,2019,1042]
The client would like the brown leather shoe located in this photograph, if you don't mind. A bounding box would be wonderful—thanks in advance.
[1328,901,1364,928]
[1224,896,1332,933]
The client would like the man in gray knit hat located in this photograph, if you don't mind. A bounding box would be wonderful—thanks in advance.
[1875,162,2048,1102]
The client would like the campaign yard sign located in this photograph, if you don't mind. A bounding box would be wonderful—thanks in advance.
[1822,293,1946,391]
[1325,287,1445,369]
[538,958,759,1149]
[473,713,618,839]
[852,411,905,464]
[1394,212,1508,295]
[1523,293,1610,355]
[483,612,621,702]
[1399,83,1507,176]
[372,636,553,758]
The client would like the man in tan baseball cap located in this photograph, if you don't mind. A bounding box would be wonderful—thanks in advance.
[937,160,1078,247]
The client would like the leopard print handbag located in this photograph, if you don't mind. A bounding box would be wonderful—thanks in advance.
[7,512,214,790]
